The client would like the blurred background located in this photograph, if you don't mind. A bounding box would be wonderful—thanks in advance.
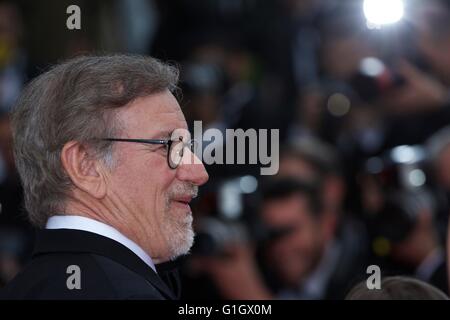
[2,0,450,299]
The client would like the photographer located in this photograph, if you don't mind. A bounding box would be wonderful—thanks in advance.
[184,174,364,300]
[259,177,362,299]
[360,144,448,294]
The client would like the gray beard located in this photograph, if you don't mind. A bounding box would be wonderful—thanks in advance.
[163,203,195,261]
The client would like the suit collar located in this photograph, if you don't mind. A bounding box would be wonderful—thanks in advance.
[46,215,157,272]
[32,229,176,300]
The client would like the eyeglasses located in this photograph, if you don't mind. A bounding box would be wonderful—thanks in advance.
[102,135,196,169]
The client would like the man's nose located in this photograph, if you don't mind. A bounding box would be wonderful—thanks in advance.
[176,149,209,186]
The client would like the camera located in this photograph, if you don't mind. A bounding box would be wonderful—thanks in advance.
[190,176,258,257]
[362,145,436,244]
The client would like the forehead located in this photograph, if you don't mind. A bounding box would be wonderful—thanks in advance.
[117,90,187,138]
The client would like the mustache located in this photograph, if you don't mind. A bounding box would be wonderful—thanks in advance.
[168,183,198,199]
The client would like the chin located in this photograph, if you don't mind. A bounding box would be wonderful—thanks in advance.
[167,226,195,261]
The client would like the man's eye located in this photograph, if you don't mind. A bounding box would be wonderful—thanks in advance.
[145,144,166,152]
[160,144,169,152]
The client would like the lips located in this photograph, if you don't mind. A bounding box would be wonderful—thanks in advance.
[171,194,196,213]
[172,201,191,215]
[172,195,194,204]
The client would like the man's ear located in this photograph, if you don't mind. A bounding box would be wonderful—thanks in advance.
[61,141,107,199]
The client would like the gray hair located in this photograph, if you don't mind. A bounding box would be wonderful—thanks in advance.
[11,54,179,228]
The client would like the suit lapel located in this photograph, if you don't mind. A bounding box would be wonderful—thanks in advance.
[33,229,176,299]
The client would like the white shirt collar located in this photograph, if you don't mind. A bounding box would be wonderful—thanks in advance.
[46,215,156,273]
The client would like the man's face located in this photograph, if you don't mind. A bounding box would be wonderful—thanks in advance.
[106,90,209,263]
[262,194,325,288]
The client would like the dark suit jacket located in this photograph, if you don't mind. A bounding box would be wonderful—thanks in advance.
[0,229,180,300]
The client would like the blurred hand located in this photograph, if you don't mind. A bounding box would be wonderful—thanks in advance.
[382,60,448,114]
[190,244,273,299]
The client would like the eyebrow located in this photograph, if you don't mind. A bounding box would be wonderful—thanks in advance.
[150,127,192,140]
[149,130,172,140]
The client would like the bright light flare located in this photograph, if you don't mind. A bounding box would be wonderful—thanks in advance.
[363,0,404,26]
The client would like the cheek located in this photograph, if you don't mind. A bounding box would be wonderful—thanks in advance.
[112,152,177,205]
[269,234,299,259]
[293,226,320,255]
